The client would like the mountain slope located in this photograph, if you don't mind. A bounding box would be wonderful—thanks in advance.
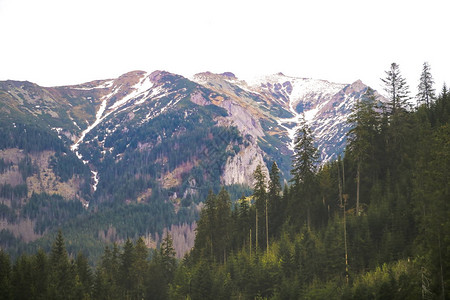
[191,72,381,163]
[0,70,382,258]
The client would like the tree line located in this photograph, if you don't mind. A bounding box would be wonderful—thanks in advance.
[0,230,178,300]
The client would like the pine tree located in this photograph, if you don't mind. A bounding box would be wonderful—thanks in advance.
[417,62,436,108]
[0,250,12,300]
[268,162,282,199]
[291,118,318,185]
[74,251,93,299]
[132,237,148,299]
[33,249,49,299]
[11,254,33,299]
[237,195,252,250]
[381,62,411,114]
[290,118,319,229]
[119,238,135,298]
[94,245,120,300]
[48,230,75,300]
[192,190,216,261]
[347,88,380,216]
[381,63,415,180]
[160,232,177,283]
[253,164,267,250]
[215,188,231,262]
[268,161,283,238]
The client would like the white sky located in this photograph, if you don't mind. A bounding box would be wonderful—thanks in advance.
[0,0,448,96]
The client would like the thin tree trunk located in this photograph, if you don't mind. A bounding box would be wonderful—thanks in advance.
[266,199,269,252]
[255,208,258,250]
[343,194,349,285]
[210,233,213,261]
[249,228,252,258]
[338,158,343,207]
[307,206,311,231]
[356,158,360,216]
[342,159,345,192]
[339,158,349,284]
[438,232,446,299]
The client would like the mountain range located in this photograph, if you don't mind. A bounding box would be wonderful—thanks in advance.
[0,70,381,257]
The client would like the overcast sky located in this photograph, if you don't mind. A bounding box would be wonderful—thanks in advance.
[0,0,448,96]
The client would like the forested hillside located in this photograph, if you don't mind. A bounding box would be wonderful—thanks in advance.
[0,65,448,299]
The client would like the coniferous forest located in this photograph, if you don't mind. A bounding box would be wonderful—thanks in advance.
[0,64,449,299]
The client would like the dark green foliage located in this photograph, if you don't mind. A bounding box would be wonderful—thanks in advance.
[191,189,233,263]
[0,184,27,210]
[74,251,94,299]
[49,151,90,182]
[346,88,379,216]
[0,121,65,153]
[417,62,436,108]
[48,230,76,299]
[118,239,135,298]
[0,158,12,174]
[0,203,15,223]
[93,244,120,300]
[175,85,450,299]
[289,118,319,230]
[268,162,283,238]
[21,193,84,234]
[18,156,37,180]
[0,230,21,250]
[253,164,267,250]
[0,250,12,300]
[381,62,411,114]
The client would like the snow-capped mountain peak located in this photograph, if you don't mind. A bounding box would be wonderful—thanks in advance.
[192,71,376,163]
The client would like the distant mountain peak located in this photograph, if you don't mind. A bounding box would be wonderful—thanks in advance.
[220,72,237,79]
[192,71,238,83]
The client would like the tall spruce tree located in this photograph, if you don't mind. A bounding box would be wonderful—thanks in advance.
[290,117,318,229]
[237,195,252,250]
[49,230,76,300]
[268,161,283,237]
[159,232,177,283]
[268,162,282,201]
[417,62,436,108]
[132,237,148,299]
[347,88,379,216]
[119,238,135,298]
[381,62,411,114]
[215,188,232,262]
[0,250,12,300]
[74,251,93,299]
[252,164,267,250]
[192,190,216,261]
[381,63,414,177]
[291,118,318,186]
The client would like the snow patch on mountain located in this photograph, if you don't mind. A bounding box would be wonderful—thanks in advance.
[66,70,375,192]
[109,73,152,110]
[71,80,114,90]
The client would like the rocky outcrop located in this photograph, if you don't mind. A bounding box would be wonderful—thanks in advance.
[190,90,210,106]
[221,142,269,186]
[217,99,265,138]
